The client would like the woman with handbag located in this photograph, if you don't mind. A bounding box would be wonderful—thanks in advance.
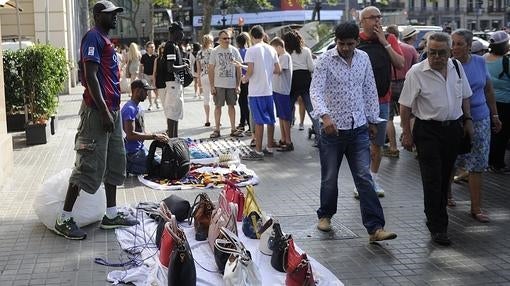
[449,29,502,222]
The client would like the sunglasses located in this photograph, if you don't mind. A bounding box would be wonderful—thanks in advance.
[221,37,231,40]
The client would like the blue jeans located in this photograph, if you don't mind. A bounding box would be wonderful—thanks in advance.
[126,146,160,175]
[316,125,386,234]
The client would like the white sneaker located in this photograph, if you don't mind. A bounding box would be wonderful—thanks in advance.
[374,183,385,197]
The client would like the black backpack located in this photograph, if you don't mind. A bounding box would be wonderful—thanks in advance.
[146,138,190,180]
[358,35,392,97]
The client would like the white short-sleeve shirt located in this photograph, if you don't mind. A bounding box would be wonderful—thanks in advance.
[399,58,472,121]
[244,42,279,97]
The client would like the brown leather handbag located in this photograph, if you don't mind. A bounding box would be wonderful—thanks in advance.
[189,192,215,241]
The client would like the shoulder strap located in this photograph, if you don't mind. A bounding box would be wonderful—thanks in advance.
[498,55,510,79]
[452,59,461,79]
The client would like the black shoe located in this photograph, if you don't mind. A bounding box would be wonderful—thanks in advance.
[54,217,87,240]
[100,213,139,229]
[431,232,451,246]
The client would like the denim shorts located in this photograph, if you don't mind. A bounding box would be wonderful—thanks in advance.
[373,103,389,147]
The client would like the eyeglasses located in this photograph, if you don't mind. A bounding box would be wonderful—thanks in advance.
[428,49,449,57]
[363,15,383,20]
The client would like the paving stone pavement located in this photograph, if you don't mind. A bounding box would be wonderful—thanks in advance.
[1,85,510,286]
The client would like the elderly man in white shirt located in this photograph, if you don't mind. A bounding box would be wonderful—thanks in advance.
[399,32,473,246]
[310,22,397,243]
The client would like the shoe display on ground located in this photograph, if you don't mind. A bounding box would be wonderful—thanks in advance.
[241,150,264,161]
[431,232,451,246]
[369,228,397,243]
[54,217,87,240]
[100,213,139,230]
[382,149,400,158]
[317,217,332,232]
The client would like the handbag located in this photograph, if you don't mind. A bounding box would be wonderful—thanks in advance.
[241,185,266,239]
[208,192,238,250]
[188,193,215,241]
[285,239,315,286]
[215,227,262,286]
[159,218,178,267]
[155,201,177,249]
[223,180,245,222]
[258,217,274,255]
[166,225,196,286]
[161,194,191,222]
[271,222,291,273]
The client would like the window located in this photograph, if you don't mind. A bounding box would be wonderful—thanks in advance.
[488,0,494,12]
[467,0,474,12]
[445,0,450,9]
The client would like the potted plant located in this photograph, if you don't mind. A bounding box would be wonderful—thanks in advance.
[3,49,28,132]
[21,45,68,145]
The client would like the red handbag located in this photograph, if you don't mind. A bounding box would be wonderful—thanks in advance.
[285,239,315,286]
[223,180,245,222]
[159,202,178,267]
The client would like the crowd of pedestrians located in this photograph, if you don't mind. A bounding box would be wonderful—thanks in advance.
[56,0,510,247]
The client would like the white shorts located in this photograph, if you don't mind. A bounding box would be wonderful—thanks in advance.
[200,75,212,106]
[162,81,184,121]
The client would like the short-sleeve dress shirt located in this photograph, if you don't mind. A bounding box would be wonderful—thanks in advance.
[399,58,472,121]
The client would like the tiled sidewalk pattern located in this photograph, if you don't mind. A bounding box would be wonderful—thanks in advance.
[1,86,509,285]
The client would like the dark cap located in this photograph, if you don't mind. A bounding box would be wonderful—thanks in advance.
[169,21,184,32]
[131,79,156,90]
[93,1,123,14]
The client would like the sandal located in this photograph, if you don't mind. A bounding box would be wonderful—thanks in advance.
[249,139,256,147]
[471,212,489,223]
[447,198,456,207]
[453,171,469,183]
[210,130,220,138]
[277,142,294,152]
[230,129,244,137]
[204,122,211,127]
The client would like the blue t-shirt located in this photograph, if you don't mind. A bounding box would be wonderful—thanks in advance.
[462,55,490,121]
[486,57,510,103]
[121,100,145,154]
[239,47,247,76]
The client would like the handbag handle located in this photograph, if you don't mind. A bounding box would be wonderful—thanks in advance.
[244,185,262,215]
[215,227,249,259]
[165,223,184,245]
[188,192,211,225]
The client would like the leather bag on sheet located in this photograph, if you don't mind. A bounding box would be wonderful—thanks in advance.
[215,227,262,286]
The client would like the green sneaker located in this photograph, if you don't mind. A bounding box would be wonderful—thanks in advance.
[54,217,87,240]
[100,213,139,229]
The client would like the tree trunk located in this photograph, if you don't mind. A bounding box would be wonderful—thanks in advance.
[201,0,217,37]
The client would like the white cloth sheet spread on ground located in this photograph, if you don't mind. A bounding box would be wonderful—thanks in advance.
[137,163,260,190]
[107,209,343,286]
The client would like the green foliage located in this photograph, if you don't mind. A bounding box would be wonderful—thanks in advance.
[3,49,25,114]
[20,45,69,124]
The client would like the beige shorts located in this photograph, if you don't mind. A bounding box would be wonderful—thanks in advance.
[69,104,126,194]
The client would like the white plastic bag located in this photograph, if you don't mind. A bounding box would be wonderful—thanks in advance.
[33,168,106,230]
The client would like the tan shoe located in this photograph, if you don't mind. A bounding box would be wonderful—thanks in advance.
[317,217,332,232]
[369,228,397,243]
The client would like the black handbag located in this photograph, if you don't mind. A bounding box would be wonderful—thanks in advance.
[167,226,196,286]
[270,222,291,273]
[162,195,191,222]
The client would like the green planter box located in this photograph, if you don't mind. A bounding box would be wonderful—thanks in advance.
[26,123,50,145]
